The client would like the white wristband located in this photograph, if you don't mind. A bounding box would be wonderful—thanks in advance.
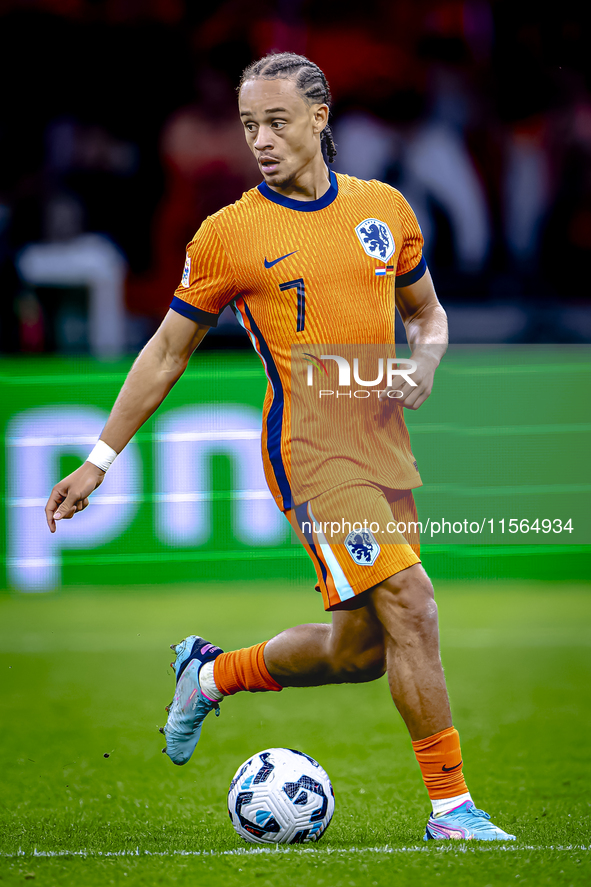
[86,440,118,472]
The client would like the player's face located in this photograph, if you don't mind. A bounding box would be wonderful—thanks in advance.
[239,78,328,189]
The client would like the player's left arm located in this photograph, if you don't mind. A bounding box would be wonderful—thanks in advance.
[380,268,448,409]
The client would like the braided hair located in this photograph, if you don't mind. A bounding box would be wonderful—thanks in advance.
[239,52,337,164]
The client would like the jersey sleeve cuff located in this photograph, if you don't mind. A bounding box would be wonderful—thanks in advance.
[396,256,427,288]
[170,296,221,327]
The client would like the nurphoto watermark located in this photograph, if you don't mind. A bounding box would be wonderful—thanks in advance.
[303,353,417,399]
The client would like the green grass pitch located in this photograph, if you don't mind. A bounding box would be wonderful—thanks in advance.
[1,580,590,886]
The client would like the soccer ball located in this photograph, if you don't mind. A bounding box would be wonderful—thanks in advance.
[227,747,335,844]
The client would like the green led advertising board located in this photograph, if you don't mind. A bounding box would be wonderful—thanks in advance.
[1,347,589,592]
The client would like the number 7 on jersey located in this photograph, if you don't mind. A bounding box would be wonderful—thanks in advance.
[279,278,306,332]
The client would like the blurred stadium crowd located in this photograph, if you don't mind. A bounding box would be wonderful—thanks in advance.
[0,0,590,354]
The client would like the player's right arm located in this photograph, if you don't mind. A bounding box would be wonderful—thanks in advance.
[45,310,208,532]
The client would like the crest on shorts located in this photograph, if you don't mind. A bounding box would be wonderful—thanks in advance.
[344,529,381,566]
[181,254,191,288]
[355,218,395,262]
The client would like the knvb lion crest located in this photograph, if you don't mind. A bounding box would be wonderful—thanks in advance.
[344,529,381,566]
[355,218,395,262]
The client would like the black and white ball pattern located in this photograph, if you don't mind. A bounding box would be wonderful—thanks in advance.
[227,748,335,844]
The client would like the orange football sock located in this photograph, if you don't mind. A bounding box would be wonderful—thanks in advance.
[412,726,469,800]
[213,642,283,696]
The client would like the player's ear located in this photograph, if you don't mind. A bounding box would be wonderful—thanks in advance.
[313,103,329,135]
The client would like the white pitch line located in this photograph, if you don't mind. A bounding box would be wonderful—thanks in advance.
[3,845,590,859]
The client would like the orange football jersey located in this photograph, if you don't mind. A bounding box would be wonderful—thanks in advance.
[171,171,426,511]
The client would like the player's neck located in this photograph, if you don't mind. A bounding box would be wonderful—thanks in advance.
[267,157,331,202]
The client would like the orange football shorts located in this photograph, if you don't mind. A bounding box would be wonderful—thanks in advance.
[285,481,421,611]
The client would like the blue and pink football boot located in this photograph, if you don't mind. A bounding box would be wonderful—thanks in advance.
[161,635,224,766]
[424,800,516,841]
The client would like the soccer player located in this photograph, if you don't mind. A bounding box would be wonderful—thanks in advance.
[45,53,514,841]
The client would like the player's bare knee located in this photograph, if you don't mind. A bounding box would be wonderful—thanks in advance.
[374,566,437,634]
[329,642,386,683]
[355,646,387,682]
